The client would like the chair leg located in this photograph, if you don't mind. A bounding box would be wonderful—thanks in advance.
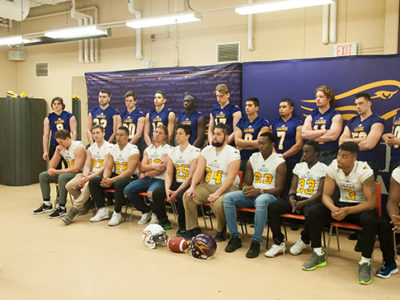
[266,224,270,249]
[123,203,128,222]
[200,206,208,229]
[336,227,340,252]
[322,231,326,248]
[326,225,333,261]
[170,201,178,221]
[283,223,288,241]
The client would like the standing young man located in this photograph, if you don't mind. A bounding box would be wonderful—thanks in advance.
[87,89,120,145]
[176,94,205,148]
[302,86,343,165]
[120,90,145,145]
[208,84,242,145]
[144,91,175,146]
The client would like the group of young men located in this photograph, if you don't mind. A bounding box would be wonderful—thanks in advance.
[35,84,400,285]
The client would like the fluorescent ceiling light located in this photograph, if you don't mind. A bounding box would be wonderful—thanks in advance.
[235,0,334,15]
[0,35,40,46]
[45,25,108,39]
[126,12,201,29]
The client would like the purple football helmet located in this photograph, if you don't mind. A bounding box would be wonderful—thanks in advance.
[190,233,217,259]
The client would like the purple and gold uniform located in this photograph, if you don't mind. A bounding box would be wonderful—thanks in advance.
[149,106,172,138]
[211,103,240,134]
[177,110,203,145]
[310,107,339,152]
[90,106,119,141]
[236,115,270,160]
[347,113,384,161]
[120,108,145,141]
[48,111,74,146]
[272,116,303,165]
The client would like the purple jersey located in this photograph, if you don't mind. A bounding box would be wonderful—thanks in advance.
[149,106,172,138]
[272,116,303,165]
[310,107,340,152]
[47,111,74,146]
[347,113,384,162]
[177,110,204,145]
[236,115,270,160]
[120,108,145,141]
[90,106,119,141]
[389,110,400,162]
[211,102,241,134]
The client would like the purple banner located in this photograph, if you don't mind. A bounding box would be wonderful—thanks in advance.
[85,63,242,119]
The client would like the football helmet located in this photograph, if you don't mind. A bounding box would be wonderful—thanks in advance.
[142,224,168,249]
[190,233,217,259]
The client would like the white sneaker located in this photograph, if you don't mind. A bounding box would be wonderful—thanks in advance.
[150,213,159,224]
[290,238,307,255]
[138,212,151,225]
[265,242,286,258]
[90,207,110,222]
[108,211,122,226]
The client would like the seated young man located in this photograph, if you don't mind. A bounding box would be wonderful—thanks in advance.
[376,167,400,279]
[34,129,85,218]
[89,126,140,226]
[223,132,286,258]
[266,141,327,257]
[151,124,200,234]
[302,142,377,285]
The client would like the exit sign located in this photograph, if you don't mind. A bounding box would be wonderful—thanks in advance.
[333,42,358,57]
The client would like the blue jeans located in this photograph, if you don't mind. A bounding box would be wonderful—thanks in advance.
[123,177,164,213]
[223,190,277,244]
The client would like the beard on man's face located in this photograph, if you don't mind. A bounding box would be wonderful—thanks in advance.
[212,141,224,148]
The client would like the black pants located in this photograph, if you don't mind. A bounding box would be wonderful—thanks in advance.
[151,182,187,229]
[89,175,134,213]
[49,144,67,169]
[308,202,378,258]
[268,197,319,245]
[378,212,396,265]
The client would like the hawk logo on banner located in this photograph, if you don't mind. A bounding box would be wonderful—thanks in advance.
[300,80,400,121]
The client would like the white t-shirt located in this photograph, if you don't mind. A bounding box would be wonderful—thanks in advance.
[60,140,85,170]
[88,141,113,173]
[249,152,285,189]
[326,159,373,203]
[293,161,327,198]
[109,143,140,175]
[145,143,173,180]
[168,144,200,183]
[392,167,400,184]
[201,144,240,186]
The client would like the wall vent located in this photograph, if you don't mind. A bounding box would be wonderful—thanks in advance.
[35,62,49,77]
[217,42,240,63]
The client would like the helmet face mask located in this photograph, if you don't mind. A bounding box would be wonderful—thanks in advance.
[190,233,217,259]
[142,224,168,249]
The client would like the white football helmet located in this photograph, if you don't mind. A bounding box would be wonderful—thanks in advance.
[142,224,168,249]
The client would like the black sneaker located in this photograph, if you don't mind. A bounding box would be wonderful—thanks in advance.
[176,228,187,237]
[214,231,226,242]
[246,240,260,258]
[33,203,53,215]
[225,237,242,253]
[49,206,67,219]
[182,227,201,240]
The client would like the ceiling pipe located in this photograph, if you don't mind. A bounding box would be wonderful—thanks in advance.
[322,4,329,45]
[329,0,337,44]
[248,0,254,51]
[128,0,143,60]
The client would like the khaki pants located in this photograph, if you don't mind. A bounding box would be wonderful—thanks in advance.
[183,183,238,232]
[65,173,90,210]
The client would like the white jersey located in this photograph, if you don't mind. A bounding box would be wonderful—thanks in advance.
[60,140,85,169]
[293,161,327,198]
[110,143,140,175]
[249,152,285,189]
[327,159,373,203]
[201,144,240,186]
[88,141,113,173]
[168,144,201,183]
[145,143,172,180]
[392,167,400,184]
